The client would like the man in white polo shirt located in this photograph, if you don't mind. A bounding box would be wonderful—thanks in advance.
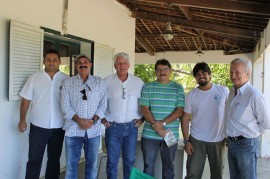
[18,49,69,179]
[102,52,144,179]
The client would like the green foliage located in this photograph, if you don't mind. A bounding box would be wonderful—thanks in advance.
[134,63,233,93]
[60,65,70,75]
[134,64,156,83]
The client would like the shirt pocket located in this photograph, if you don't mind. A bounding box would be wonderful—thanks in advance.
[231,104,252,121]
[87,90,101,102]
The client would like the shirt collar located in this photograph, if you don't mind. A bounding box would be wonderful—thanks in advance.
[114,73,130,83]
[77,74,92,85]
[42,70,60,78]
[235,81,250,95]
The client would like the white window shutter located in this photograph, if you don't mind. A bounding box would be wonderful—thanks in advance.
[93,43,114,78]
[9,20,44,100]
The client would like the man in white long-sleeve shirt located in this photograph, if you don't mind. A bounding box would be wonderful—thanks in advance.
[102,52,144,179]
[225,58,270,179]
[61,54,106,179]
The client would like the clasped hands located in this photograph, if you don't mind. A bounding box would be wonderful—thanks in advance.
[77,118,96,130]
[151,120,167,138]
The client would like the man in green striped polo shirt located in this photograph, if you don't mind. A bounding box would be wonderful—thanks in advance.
[140,59,185,179]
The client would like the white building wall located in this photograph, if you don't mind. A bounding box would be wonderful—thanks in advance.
[0,0,135,178]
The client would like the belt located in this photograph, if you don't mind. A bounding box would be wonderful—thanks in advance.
[109,120,135,126]
[228,136,246,141]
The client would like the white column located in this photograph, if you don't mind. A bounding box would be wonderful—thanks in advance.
[261,46,270,158]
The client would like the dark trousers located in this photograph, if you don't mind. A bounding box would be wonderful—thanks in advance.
[141,137,178,179]
[25,123,64,179]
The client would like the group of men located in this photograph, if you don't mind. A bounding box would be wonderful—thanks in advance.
[18,48,270,179]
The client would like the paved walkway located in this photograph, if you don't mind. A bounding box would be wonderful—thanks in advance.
[59,153,270,179]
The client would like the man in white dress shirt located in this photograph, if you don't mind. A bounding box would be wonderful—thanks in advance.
[18,49,69,179]
[225,58,270,179]
[102,52,144,179]
[61,54,106,179]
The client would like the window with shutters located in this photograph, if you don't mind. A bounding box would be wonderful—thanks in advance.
[9,21,115,101]
[9,20,44,101]
[94,43,114,78]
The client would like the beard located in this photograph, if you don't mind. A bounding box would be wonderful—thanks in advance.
[198,80,209,86]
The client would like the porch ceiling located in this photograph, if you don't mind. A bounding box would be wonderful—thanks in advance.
[117,0,270,56]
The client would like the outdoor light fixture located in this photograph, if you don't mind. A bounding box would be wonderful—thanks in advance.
[163,21,174,41]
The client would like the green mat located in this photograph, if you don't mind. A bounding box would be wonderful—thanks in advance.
[129,167,158,179]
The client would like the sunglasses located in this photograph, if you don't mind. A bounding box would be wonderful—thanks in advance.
[80,83,92,100]
[80,89,87,100]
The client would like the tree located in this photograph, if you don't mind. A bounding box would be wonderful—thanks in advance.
[135,63,233,93]
[134,64,156,83]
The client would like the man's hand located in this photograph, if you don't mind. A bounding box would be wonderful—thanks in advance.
[101,118,110,128]
[184,142,194,155]
[77,118,94,130]
[152,121,163,131]
[134,118,145,127]
[18,121,27,132]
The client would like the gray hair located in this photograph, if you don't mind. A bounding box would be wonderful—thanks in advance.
[230,58,252,73]
[113,52,130,64]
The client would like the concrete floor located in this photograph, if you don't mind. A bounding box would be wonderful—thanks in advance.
[59,152,270,179]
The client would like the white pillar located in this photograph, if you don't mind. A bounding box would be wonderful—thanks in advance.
[261,46,270,158]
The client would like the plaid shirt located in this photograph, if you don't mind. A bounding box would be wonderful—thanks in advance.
[61,74,107,138]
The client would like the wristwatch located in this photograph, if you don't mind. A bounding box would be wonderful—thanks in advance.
[162,121,167,126]
[92,118,97,124]
[183,139,190,145]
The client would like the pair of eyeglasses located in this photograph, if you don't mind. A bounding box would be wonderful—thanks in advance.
[156,68,170,73]
[122,87,126,99]
[80,89,87,100]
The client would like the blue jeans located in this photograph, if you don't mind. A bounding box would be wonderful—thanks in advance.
[26,123,64,179]
[227,137,259,179]
[141,137,178,179]
[65,133,100,179]
[105,121,138,179]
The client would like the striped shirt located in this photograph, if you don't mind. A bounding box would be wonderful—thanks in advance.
[61,74,107,138]
[140,80,185,140]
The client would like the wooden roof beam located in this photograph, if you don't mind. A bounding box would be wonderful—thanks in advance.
[140,19,153,33]
[224,49,254,55]
[136,33,194,38]
[192,37,199,50]
[182,37,190,50]
[145,38,156,51]
[154,38,166,51]
[195,29,207,50]
[136,0,270,16]
[135,36,155,56]
[178,6,193,20]
[131,10,259,39]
